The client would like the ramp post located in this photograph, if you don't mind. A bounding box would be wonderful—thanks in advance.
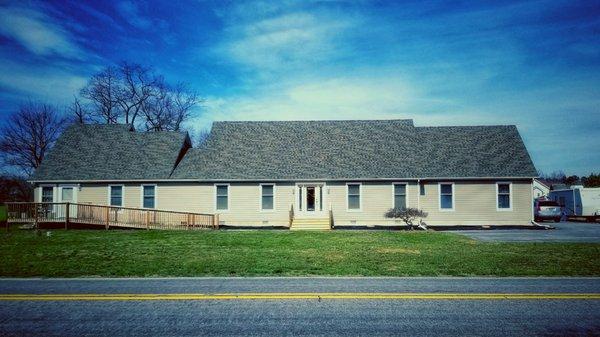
[105,206,109,230]
[65,203,69,230]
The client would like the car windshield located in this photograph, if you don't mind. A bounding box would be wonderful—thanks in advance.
[539,201,559,206]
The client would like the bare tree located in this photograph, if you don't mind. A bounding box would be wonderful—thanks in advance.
[80,66,121,124]
[539,170,567,184]
[142,82,200,131]
[582,173,600,187]
[68,97,89,124]
[76,62,200,131]
[190,127,211,147]
[117,62,158,126]
[0,103,67,176]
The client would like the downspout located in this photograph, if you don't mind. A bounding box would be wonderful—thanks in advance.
[530,178,539,226]
[417,179,421,210]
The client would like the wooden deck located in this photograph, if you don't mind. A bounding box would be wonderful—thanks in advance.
[6,202,217,230]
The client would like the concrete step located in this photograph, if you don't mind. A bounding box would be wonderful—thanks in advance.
[292,218,329,223]
[290,227,331,232]
[290,226,331,231]
[291,222,330,226]
[290,218,331,231]
[292,222,330,225]
[292,221,330,224]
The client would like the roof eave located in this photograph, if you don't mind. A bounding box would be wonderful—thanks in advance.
[29,176,537,184]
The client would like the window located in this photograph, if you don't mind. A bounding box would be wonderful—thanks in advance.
[109,185,123,207]
[393,184,407,209]
[347,183,361,210]
[142,185,156,209]
[261,184,274,210]
[61,187,74,202]
[420,183,425,196]
[497,183,511,210]
[216,184,229,211]
[41,186,53,202]
[439,183,454,210]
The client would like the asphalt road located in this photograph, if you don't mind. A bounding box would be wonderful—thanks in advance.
[451,221,600,242]
[0,277,599,336]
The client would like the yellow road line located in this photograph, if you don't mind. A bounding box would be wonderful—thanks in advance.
[0,293,599,301]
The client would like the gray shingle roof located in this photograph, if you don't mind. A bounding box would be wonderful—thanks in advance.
[32,124,189,181]
[33,120,537,182]
[171,119,537,180]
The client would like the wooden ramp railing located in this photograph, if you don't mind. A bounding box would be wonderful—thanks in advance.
[6,202,217,230]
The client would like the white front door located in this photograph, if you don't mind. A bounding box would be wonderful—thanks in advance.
[296,184,326,217]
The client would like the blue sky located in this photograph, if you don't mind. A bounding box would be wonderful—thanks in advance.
[0,0,598,175]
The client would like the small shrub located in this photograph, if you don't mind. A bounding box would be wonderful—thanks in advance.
[385,207,428,230]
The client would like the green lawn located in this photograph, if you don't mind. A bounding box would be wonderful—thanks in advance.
[1,228,599,277]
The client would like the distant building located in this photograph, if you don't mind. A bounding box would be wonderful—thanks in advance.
[533,179,550,199]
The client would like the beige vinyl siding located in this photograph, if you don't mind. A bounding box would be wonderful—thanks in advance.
[217,182,294,226]
[328,180,532,226]
[78,184,107,205]
[36,179,533,227]
[76,183,141,208]
[152,183,211,213]
[327,181,418,225]
[419,180,532,226]
[67,182,293,227]
[158,182,294,226]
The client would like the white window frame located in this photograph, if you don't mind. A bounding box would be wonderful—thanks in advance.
[108,185,125,207]
[438,182,455,211]
[214,183,230,212]
[58,184,78,204]
[346,182,362,212]
[392,182,409,209]
[140,184,157,209]
[496,182,513,211]
[39,184,56,203]
[259,183,276,212]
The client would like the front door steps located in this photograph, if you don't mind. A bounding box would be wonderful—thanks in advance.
[290,218,331,231]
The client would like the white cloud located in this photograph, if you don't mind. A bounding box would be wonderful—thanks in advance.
[0,59,88,105]
[214,5,360,71]
[191,75,468,128]
[0,5,85,59]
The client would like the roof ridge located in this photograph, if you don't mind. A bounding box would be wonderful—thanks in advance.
[213,119,414,123]
[72,123,132,127]
[416,124,516,128]
[69,123,187,135]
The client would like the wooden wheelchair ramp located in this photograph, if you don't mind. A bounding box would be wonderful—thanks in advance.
[6,202,217,230]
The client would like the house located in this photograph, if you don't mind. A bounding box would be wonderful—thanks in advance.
[533,179,550,199]
[31,119,538,229]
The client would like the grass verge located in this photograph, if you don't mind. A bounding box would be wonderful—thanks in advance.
[1,228,599,277]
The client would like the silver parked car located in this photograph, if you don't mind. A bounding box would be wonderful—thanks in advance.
[534,200,562,223]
